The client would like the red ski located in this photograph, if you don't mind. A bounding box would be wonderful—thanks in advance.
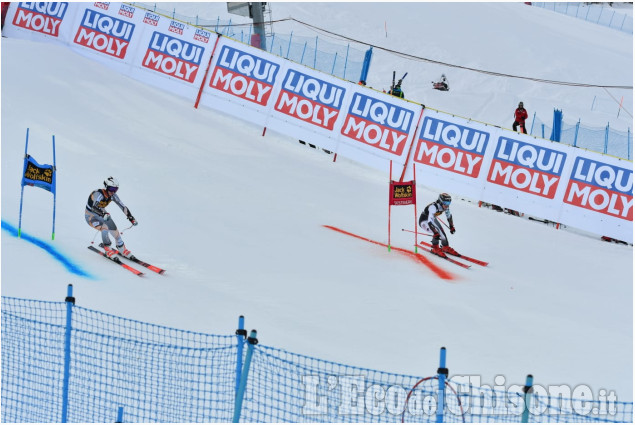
[417,244,471,269]
[99,244,166,275]
[418,241,489,267]
[88,245,144,276]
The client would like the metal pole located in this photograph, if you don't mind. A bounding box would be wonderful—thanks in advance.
[61,284,75,422]
[343,44,350,80]
[51,135,57,240]
[286,31,293,59]
[251,2,266,51]
[300,41,307,65]
[235,316,246,395]
[330,52,338,75]
[232,330,258,423]
[18,128,29,238]
[521,374,534,423]
[115,406,124,423]
[436,347,448,423]
[573,119,580,147]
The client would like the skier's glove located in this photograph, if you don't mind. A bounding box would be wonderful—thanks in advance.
[103,213,111,222]
[450,226,456,234]
[129,216,138,226]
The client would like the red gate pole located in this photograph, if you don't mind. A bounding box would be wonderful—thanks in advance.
[194,34,222,109]
[388,160,392,252]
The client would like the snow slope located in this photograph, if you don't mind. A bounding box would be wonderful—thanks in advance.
[1,2,633,402]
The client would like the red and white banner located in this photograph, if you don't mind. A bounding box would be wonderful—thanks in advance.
[4,2,632,242]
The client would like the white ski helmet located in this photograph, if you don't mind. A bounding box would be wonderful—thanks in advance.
[104,176,119,192]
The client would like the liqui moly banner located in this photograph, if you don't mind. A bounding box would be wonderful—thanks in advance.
[73,8,135,59]
[265,66,350,153]
[141,31,205,83]
[335,92,421,169]
[4,2,75,41]
[560,155,633,241]
[479,132,572,222]
[412,109,494,198]
[487,136,566,200]
[196,39,280,126]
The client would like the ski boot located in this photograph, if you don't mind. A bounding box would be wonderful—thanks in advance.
[430,244,447,258]
[116,243,134,259]
[442,245,459,256]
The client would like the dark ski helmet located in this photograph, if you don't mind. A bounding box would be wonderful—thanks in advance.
[104,176,119,193]
[438,193,452,209]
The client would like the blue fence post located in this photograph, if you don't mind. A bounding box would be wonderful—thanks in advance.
[359,47,373,84]
[436,347,448,423]
[313,36,318,69]
[521,374,534,423]
[604,122,610,154]
[115,406,124,423]
[550,109,562,142]
[300,41,307,65]
[286,31,293,59]
[573,119,580,147]
[343,44,350,80]
[628,128,631,160]
[235,316,246,395]
[330,52,338,75]
[269,33,275,53]
[233,330,258,423]
[529,112,536,135]
[61,284,75,423]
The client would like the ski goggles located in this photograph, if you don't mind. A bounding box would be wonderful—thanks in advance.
[106,186,118,193]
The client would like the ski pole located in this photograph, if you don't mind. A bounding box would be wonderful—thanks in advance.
[438,219,451,229]
[401,228,433,237]
[120,223,134,235]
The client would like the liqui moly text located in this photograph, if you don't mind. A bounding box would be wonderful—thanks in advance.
[118,4,135,18]
[143,11,159,26]
[564,158,633,220]
[12,2,69,37]
[341,93,414,155]
[487,137,566,199]
[143,32,204,83]
[414,117,489,178]
[74,9,135,59]
[210,45,279,106]
[274,70,345,130]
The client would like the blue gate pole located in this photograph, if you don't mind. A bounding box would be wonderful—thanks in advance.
[61,284,75,423]
[521,374,534,423]
[233,330,258,423]
[235,316,246,395]
[18,128,30,238]
[436,347,448,423]
[51,134,57,240]
[313,36,318,69]
[604,122,610,154]
[330,52,338,75]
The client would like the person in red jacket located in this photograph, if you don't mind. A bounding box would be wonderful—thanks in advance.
[513,101,528,134]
